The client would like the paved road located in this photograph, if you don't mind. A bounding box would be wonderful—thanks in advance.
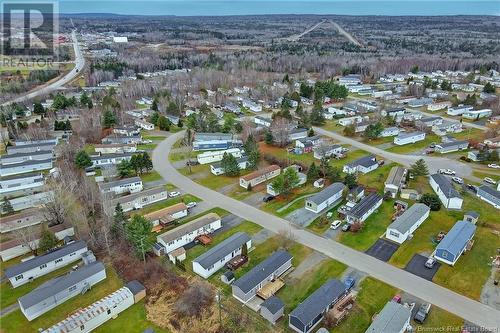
[2,30,84,106]
[152,131,500,330]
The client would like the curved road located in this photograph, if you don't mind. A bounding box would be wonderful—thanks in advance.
[2,30,84,106]
[153,131,500,330]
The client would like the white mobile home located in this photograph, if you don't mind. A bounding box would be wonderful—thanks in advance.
[240,165,281,189]
[91,152,135,167]
[210,156,249,175]
[393,132,426,146]
[345,193,383,224]
[134,119,155,130]
[305,183,345,214]
[197,148,242,165]
[385,203,430,244]
[0,158,53,177]
[0,208,45,233]
[343,155,378,174]
[0,173,44,196]
[379,127,400,137]
[446,105,473,116]
[463,109,492,120]
[384,166,407,198]
[106,187,169,214]
[429,174,463,209]
[144,203,188,226]
[98,177,143,196]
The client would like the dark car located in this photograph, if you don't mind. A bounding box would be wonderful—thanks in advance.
[414,303,431,323]
[186,160,199,166]
[262,195,275,202]
[466,184,477,193]
[344,277,356,290]
[341,223,351,232]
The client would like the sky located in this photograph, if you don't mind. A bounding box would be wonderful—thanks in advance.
[4,0,500,16]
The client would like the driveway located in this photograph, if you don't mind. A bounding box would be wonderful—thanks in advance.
[285,208,319,227]
[404,254,441,281]
[365,239,400,262]
[152,130,500,329]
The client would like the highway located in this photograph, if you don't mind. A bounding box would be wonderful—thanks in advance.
[152,131,500,330]
[2,30,85,106]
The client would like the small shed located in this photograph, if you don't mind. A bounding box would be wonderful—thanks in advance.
[463,211,479,224]
[81,250,96,265]
[221,271,235,285]
[168,247,186,263]
[260,296,284,324]
[126,280,146,303]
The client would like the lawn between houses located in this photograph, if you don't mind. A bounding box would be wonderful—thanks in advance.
[387,134,440,154]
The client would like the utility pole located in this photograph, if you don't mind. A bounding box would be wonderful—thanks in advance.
[216,290,222,327]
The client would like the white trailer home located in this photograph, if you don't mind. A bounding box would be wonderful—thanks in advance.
[0,173,45,196]
[210,156,249,176]
[197,148,242,165]
[446,105,474,116]
[239,165,281,189]
[429,174,463,209]
[304,183,345,214]
[0,158,53,177]
[106,187,168,214]
[385,203,430,244]
[98,177,143,196]
[393,132,426,145]
[463,109,492,120]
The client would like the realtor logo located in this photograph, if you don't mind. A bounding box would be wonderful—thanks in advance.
[1,1,58,56]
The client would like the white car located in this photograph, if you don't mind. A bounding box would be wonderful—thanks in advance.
[330,220,342,230]
[451,176,463,184]
[484,177,497,185]
[439,169,455,175]
[186,202,197,209]
[488,164,500,169]
[168,191,181,198]
[142,139,153,144]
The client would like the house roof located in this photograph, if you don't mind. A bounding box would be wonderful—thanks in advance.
[7,142,55,151]
[436,220,476,258]
[158,212,220,244]
[98,177,142,191]
[193,232,250,270]
[465,211,479,219]
[125,280,145,296]
[385,166,406,187]
[241,165,280,182]
[0,223,72,252]
[396,131,424,140]
[290,128,307,135]
[0,150,53,160]
[306,183,345,205]
[347,193,382,219]
[233,250,292,294]
[261,296,284,314]
[110,187,167,205]
[91,152,135,161]
[5,240,87,278]
[365,301,411,333]
[436,140,468,149]
[289,279,347,326]
[1,158,52,168]
[145,202,188,222]
[194,132,233,142]
[347,155,377,169]
[387,203,430,234]
[477,185,500,201]
[430,174,461,199]
[18,261,105,309]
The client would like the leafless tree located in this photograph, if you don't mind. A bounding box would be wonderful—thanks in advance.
[174,281,214,318]
[276,228,296,250]
[270,117,294,147]
[12,224,40,255]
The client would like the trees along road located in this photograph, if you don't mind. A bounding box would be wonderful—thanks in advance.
[153,130,500,330]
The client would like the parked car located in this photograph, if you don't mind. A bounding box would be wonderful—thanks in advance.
[142,139,153,144]
[392,295,402,303]
[414,303,431,323]
[330,220,342,229]
[451,176,463,184]
[439,169,455,175]
[262,195,275,202]
[429,142,436,148]
[341,223,351,232]
[466,184,477,193]
[424,257,436,269]
[186,160,199,166]
[168,191,181,198]
[484,177,496,185]
[186,202,197,209]
[344,277,356,290]
[488,163,500,169]
[326,212,333,219]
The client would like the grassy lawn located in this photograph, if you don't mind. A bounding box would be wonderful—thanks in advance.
[137,143,157,150]
[358,163,395,190]
[259,142,316,166]
[328,148,368,170]
[142,134,167,141]
[387,134,440,154]
[83,144,95,154]
[261,184,318,217]
[169,150,197,162]
[93,300,170,333]
[450,128,482,140]
[307,200,345,234]
[197,171,239,190]
[1,265,123,333]
[132,194,201,216]
[473,170,499,182]
[337,199,395,251]
[140,170,163,183]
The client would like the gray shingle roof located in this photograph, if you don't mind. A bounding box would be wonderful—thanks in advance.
[98,177,142,191]
[436,140,468,149]
[347,193,382,219]
[233,250,292,294]
[90,152,135,161]
[347,155,377,168]
[18,261,105,309]
[261,296,284,314]
[158,213,220,245]
[385,166,406,187]
[430,174,461,199]
[193,232,250,269]
[396,131,424,140]
[125,280,145,296]
[436,220,476,258]
[110,186,167,205]
[1,158,52,168]
[5,240,87,278]
[387,203,430,234]
[365,301,411,333]
[289,279,347,326]
[477,185,500,201]
[307,183,345,205]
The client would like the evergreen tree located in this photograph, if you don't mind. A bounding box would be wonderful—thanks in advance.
[177,119,183,128]
[344,173,358,189]
[343,125,356,137]
[326,166,342,183]
[141,152,153,172]
[241,242,248,257]
[38,225,58,254]
[420,193,441,211]
[270,167,301,197]
[74,150,92,169]
[112,203,127,237]
[117,160,133,178]
[410,159,429,177]
[125,215,154,261]
[308,128,315,137]
[307,162,320,181]
[102,110,117,128]
[264,131,273,145]
[363,122,384,140]
[157,115,171,131]
[221,153,240,176]
[33,102,45,115]
[483,82,495,93]
[1,197,14,214]
[150,112,159,126]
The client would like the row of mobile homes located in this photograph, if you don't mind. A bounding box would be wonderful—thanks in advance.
[384,166,407,198]
[346,193,383,224]
[240,165,281,189]
[197,148,242,165]
[393,132,426,145]
[305,183,345,214]
[385,203,430,244]
[19,261,107,321]
[193,232,252,279]
[5,240,88,288]
[429,174,463,209]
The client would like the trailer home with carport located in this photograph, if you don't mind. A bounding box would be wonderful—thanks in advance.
[385,203,430,244]
[232,250,292,303]
[429,174,463,209]
[345,193,383,224]
[434,220,476,266]
[304,183,345,214]
[192,232,252,279]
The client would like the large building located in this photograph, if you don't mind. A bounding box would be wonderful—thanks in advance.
[385,203,430,244]
[18,261,107,321]
[304,183,345,213]
[435,220,476,266]
[429,174,463,209]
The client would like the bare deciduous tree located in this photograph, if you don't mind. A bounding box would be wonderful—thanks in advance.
[270,117,293,147]
[174,281,214,318]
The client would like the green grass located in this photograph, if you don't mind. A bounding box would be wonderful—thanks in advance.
[1,261,77,309]
[132,194,201,216]
[178,207,229,225]
[338,199,395,251]
[473,171,499,183]
[387,134,440,154]
[93,300,170,333]
[1,266,123,333]
[140,170,163,183]
[450,128,482,140]
[169,150,197,162]
[142,134,167,141]
[137,143,157,150]
[358,163,395,190]
[83,144,95,154]
[307,200,345,234]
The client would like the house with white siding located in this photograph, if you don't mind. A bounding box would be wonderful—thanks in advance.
[446,105,473,116]
[305,183,345,213]
[379,127,400,137]
[476,185,500,209]
[385,203,430,244]
[345,193,383,224]
[429,174,463,209]
[91,152,136,167]
[0,208,45,233]
[106,187,168,214]
[2,191,53,213]
[7,142,55,155]
[463,109,492,120]
[94,143,137,154]
[0,150,53,165]
[0,173,45,196]
[240,165,281,189]
[98,177,143,196]
[393,132,426,146]
[254,116,272,128]
[210,156,249,175]
[134,119,154,130]
[197,148,242,165]
[0,158,53,177]
[5,240,88,288]
[434,140,469,154]
[343,155,378,174]
[384,166,407,198]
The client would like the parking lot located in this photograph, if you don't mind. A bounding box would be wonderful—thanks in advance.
[404,254,441,281]
[365,238,400,262]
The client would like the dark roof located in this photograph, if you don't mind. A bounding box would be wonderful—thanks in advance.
[126,280,145,295]
[306,183,345,205]
[477,185,500,201]
[18,261,105,309]
[193,232,250,269]
[430,174,461,199]
[233,250,292,294]
[365,301,412,333]
[5,240,87,278]
[2,158,52,168]
[387,203,430,234]
[261,296,284,314]
[347,155,377,168]
[347,193,382,219]
[289,279,347,326]
[465,211,479,219]
[436,220,476,258]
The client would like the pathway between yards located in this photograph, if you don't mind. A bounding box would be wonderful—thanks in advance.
[276,193,315,213]
[288,251,328,279]
[0,303,19,317]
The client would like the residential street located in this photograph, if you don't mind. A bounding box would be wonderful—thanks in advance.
[153,130,500,330]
